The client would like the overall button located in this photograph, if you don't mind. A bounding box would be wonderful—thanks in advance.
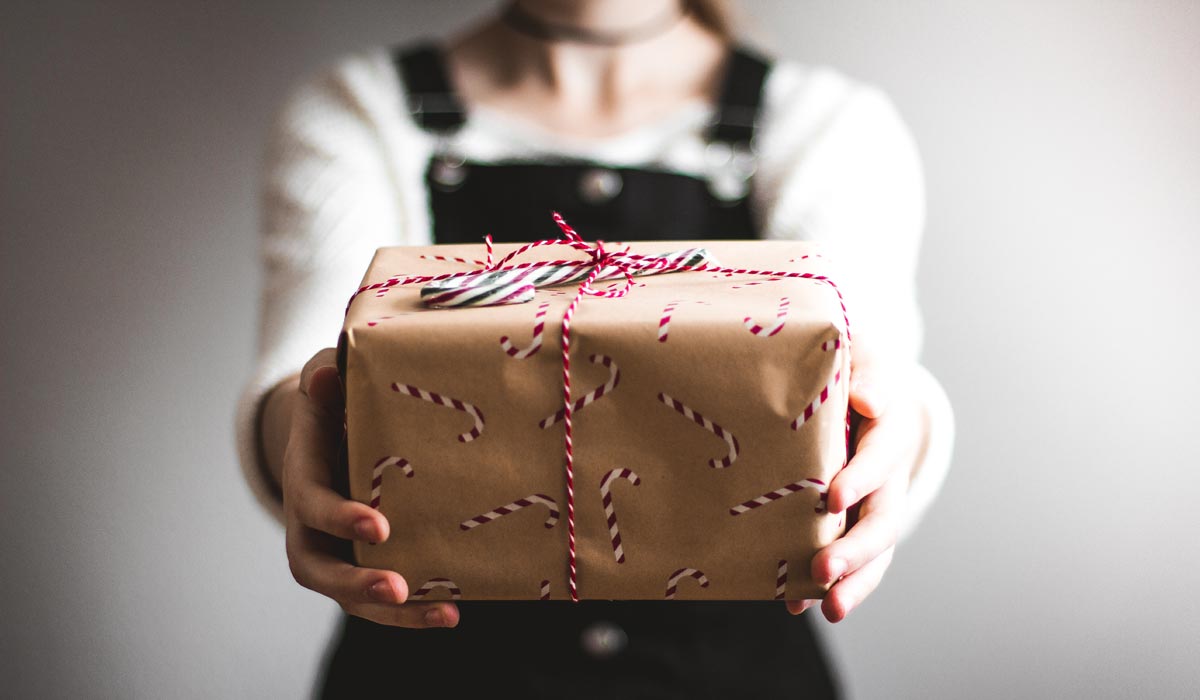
[580,620,628,659]
[579,168,623,204]
[431,156,468,191]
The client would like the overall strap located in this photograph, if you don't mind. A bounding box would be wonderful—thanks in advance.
[710,45,771,148]
[396,42,771,143]
[395,43,467,133]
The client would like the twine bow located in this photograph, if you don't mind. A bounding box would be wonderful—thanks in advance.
[347,213,852,602]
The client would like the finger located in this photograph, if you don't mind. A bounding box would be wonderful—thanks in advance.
[827,415,901,513]
[288,474,389,542]
[785,599,819,616]
[813,477,904,585]
[345,600,461,629]
[283,393,389,542]
[299,348,338,398]
[287,526,409,605]
[305,365,344,415]
[821,546,894,623]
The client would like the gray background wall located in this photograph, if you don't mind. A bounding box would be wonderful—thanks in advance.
[2,1,1197,698]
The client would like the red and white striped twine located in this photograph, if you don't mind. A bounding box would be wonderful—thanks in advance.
[539,580,551,601]
[656,392,739,469]
[410,578,462,600]
[539,354,619,429]
[369,456,413,509]
[775,560,788,600]
[743,296,791,337]
[460,493,560,531]
[600,468,641,564]
[730,478,829,516]
[499,301,550,359]
[390,383,484,442]
[665,568,710,599]
[730,277,782,290]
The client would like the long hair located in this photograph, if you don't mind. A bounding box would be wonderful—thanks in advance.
[687,0,736,40]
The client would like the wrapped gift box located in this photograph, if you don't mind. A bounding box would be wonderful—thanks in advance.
[338,240,850,601]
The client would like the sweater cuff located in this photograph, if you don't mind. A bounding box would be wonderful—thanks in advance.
[234,364,296,528]
[899,363,955,541]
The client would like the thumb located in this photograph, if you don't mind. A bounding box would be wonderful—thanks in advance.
[299,347,342,413]
[306,365,344,414]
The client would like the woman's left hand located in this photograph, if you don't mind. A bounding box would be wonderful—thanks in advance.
[787,343,927,622]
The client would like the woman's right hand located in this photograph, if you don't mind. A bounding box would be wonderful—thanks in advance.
[281,348,460,628]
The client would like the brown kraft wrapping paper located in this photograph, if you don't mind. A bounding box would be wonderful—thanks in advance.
[339,240,850,601]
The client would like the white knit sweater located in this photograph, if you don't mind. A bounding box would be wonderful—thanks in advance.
[235,47,954,537]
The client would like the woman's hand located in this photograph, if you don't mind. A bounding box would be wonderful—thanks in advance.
[787,343,927,622]
[281,348,460,628]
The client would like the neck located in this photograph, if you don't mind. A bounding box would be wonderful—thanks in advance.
[503,1,701,108]
[447,1,727,138]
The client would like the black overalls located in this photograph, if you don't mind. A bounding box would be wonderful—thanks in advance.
[317,44,841,700]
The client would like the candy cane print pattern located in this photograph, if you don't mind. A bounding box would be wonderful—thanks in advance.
[791,368,841,431]
[664,568,710,599]
[390,383,485,442]
[539,354,620,429]
[499,301,550,359]
[419,252,486,266]
[410,578,462,600]
[369,456,413,509]
[460,493,560,531]
[729,478,829,516]
[599,468,641,563]
[775,560,788,600]
[540,580,551,601]
[791,337,845,431]
[657,300,711,342]
[657,300,681,342]
[743,296,791,337]
[656,392,739,469]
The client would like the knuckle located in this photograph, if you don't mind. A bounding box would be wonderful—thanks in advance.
[289,482,315,525]
[287,556,309,590]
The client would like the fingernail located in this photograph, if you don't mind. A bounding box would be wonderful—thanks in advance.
[369,580,392,602]
[353,518,376,542]
[424,609,445,627]
[840,489,858,512]
[827,558,847,583]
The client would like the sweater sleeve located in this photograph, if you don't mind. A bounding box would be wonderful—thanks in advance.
[234,52,412,526]
[754,63,954,539]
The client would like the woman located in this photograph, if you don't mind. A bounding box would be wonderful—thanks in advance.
[236,1,954,696]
